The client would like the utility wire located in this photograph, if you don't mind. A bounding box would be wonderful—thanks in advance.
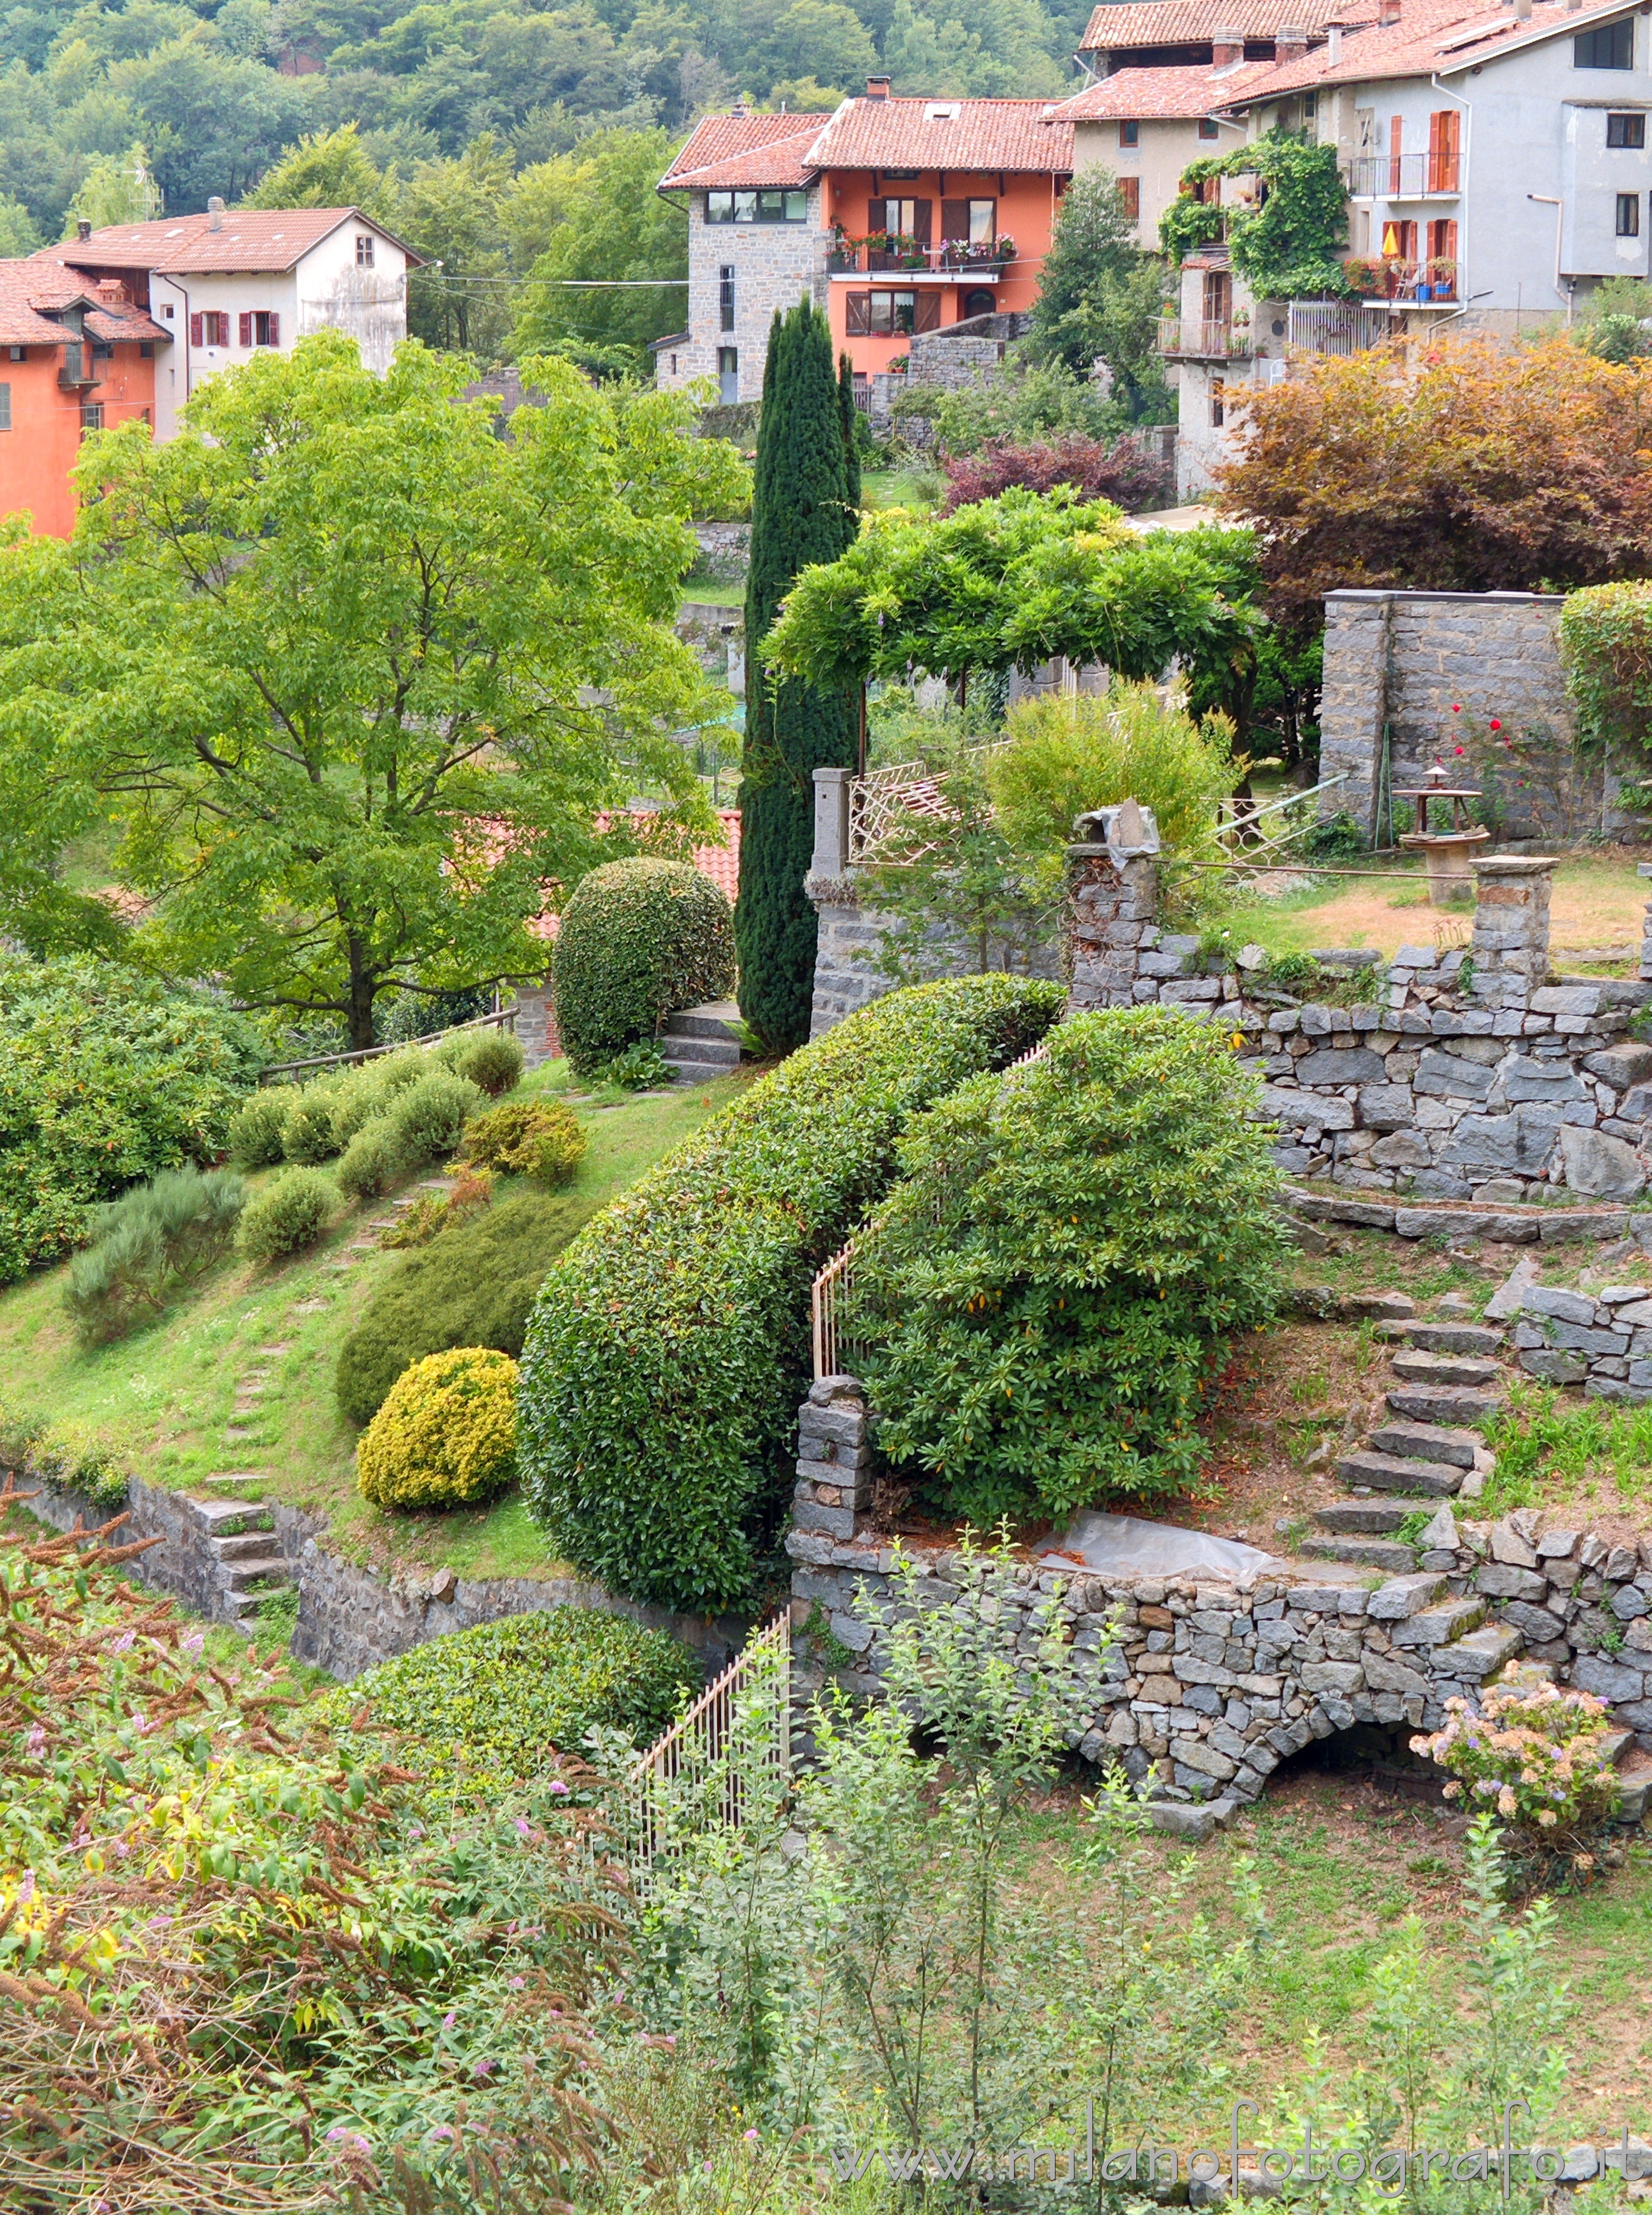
[413,268,687,286]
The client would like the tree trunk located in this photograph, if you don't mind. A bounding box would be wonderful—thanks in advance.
[346,944,376,1052]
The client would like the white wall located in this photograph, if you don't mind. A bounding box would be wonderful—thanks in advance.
[1073,113,1248,246]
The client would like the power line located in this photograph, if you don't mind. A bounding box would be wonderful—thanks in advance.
[413,267,687,287]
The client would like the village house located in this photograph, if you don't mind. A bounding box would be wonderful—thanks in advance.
[655,86,1074,405]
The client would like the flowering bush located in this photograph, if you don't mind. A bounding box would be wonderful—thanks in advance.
[1412,1680,1621,1870]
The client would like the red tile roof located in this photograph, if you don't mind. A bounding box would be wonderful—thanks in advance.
[803,96,1074,175]
[1057,63,1270,118]
[1079,0,1372,54]
[0,260,106,345]
[33,207,419,277]
[527,810,742,937]
[1223,0,1627,95]
[85,302,171,343]
[660,113,834,191]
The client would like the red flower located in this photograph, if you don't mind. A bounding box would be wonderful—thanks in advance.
[1454,745,1464,756]
[1489,718,1501,731]
[1450,703,1462,713]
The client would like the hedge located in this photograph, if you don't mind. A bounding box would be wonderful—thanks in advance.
[517,974,1063,1611]
[313,1607,701,1796]
[0,956,262,1283]
[356,1346,519,1510]
[335,1188,597,1427]
[551,857,735,1075]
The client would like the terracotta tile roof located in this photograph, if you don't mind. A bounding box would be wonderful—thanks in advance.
[1224,0,1627,95]
[84,303,171,343]
[526,810,742,938]
[1079,0,1372,55]
[0,259,97,345]
[33,207,419,276]
[660,114,834,191]
[804,96,1074,175]
[1056,62,1272,117]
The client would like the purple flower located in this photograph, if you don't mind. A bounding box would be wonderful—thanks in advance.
[514,1817,534,1840]
[508,1976,525,1990]
[327,2128,348,2142]
[548,1780,569,1796]
[432,2125,456,2142]
[25,1723,43,1758]
[182,1631,204,1655]
[112,1630,134,1653]
[473,2060,494,2078]
[441,2011,457,2030]
[744,2129,760,2141]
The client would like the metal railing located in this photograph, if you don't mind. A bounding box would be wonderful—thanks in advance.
[258,1006,516,1085]
[1218,771,1350,860]
[847,746,1001,865]
[1155,318,1253,360]
[1286,300,1397,356]
[1345,152,1461,198]
[827,239,1014,276]
[630,1613,791,1879]
[808,1036,1053,1381]
[1345,259,1460,303]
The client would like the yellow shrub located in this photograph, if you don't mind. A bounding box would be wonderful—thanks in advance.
[356,1346,518,1511]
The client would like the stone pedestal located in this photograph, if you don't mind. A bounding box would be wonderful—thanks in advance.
[1467,855,1554,1013]
[509,973,560,1067]
[1064,800,1162,1012]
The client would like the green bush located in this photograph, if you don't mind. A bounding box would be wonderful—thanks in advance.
[463,1100,586,1188]
[227,1089,289,1168]
[593,1039,673,1091]
[385,1070,482,1166]
[0,956,263,1284]
[356,1345,519,1510]
[335,1118,404,1202]
[517,973,1063,1611]
[327,1062,396,1149]
[845,1007,1288,1526]
[336,1189,597,1426]
[28,1419,132,1510]
[551,858,735,1076]
[314,1606,700,1795]
[280,1085,343,1165]
[237,1168,336,1263]
[435,1028,525,1097]
[64,1165,246,1344]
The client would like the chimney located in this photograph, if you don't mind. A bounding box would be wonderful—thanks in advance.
[866,72,892,97]
[1276,21,1309,58]
[1377,0,1399,25]
[1212,22,1244,65]
[207,194,224,231]
[1328,23,1343,59]
[76,217,91,241]
[1514,0,1531,16]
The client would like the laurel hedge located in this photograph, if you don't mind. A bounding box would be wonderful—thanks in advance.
[551,857,735,1076]
[516,974,1063,1611]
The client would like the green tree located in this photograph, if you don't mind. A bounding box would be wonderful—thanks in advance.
[511,126,687,374]
[394,133,517,356]
[239,119,387,210]
[0,335,744,1048]
[735,300,858,1052]
[1028,161,1167,415]
[1160,128,1349,300]
[63,141,161,231]
[837,346,863,509]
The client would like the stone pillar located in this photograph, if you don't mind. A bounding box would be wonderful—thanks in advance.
[1467,855,1554,1013]
[789,1375,873,1544]
[508,972,560,1067]
[810,765,854,880]
[1317,591,1392,839]
[1064,799,1161,1012]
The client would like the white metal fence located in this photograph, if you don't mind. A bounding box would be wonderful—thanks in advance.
[629,1614,792,1882]
[1286,301,1396,357]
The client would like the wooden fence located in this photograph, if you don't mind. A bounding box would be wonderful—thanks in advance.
[629,1613,792,1881]
[258,1007,516,1086]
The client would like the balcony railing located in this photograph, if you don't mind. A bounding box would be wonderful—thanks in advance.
[826,235,1016,277]
[1156,317,1254,360]
[1286,301,1397,356]
[1343,258,1460,303]
[1345,152,1461,198]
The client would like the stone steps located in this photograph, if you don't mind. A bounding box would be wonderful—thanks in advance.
[1313,1501,1417,1534]
[1301,1535,1419,1571]
[1368,1418,1480,1469]
[660,1000,743,1086]
[183,1493,293,1623]
[1338,1449,1465,1498]
[1385,1383,1503,1427]
[1391,1349,1502,1389]
[1393,1321,1505,1358]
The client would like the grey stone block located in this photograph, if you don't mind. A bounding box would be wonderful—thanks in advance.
[1367,1571,1448,1620]
[1559,1123,1647,1200]
[1297,1046,1388,1085]
[1522,1284,1599,1326]
[1571,1651,1648,1702]
[1415,1048,1495,1100]
[1358,1083,1417,1130]
[1518,1350,1591,1384]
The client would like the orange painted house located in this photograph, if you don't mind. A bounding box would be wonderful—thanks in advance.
[656,89,1074,402]
[0,262,166,538]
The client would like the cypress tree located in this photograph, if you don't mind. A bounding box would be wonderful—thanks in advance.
[735,302,858,1052]
[837,349,863,509]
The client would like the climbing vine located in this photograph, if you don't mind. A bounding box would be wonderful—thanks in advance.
[1158,128,1351,299]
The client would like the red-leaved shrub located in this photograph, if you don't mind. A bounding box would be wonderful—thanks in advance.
[941,434,1173,515]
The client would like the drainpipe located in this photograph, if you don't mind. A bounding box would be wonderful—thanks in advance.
[1429,73,1472,323]
[172,278,193,400]
[1527,192,1571,318]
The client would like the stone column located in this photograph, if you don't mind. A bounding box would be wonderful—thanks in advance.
[789,1376,873,1544]
[1640,863,1652,982]
[1317,590,1392,839]
[810,765,854,881]
[1064,798,1162,1012]
[1467,855,1554,1013]
[508,973,560,1067]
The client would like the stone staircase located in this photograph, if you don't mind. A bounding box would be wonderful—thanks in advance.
[184,1494,294,1626]
[658,1000,744,1085]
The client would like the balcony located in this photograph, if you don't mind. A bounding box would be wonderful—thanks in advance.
[1341,257,1461,305]
[1156,317,1254,360]
[1345,152,1461,199]
[826,235,1016,280]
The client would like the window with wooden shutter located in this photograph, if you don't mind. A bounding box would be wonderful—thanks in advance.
[846,292,873,335]
[189,312,202,346]
[941,197,969,240]
[912,289,941,332]
[910,199,932,243]
[1388,113,1403,195]
[239,312,252,346]
[1427,108,1459,191]
[266,311,279,345]
[1120,177,1141,221]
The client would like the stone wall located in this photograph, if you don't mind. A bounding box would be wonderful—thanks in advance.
[508,974,560,1068]
[786,1381,1652,1829]
[691,520,750,575]
[655,190,828,408]
[1317,589,1635,844]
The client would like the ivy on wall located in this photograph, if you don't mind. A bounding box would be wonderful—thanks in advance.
[1157,128,1351,301]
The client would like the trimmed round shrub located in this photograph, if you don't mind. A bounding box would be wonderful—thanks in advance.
[335,1118,404,1202]
[227,1089,289,1168]
[327,1062,396,1150]
[436,1028,525,1097]
[356,1346,519,1510]
[846,1007,1289,1529]
[517,973,1063,1612]
[336,1189,594,1426]
[237,1168,335,1263]
[373,1046,436,1100]
[280,1086,343,1165]
[313,1607,700,1794]
[386,1070,482,1167]
[551,858,735,1076]
[463,1099,586,1188]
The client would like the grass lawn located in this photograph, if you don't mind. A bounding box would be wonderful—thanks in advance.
[0,1059,750,1584]
[680,573,746,608]
[861,465,943,513]
[1209,853,1651,964]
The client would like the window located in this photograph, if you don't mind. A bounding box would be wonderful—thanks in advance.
[0,383,9,431]
[871,196,928,239]
[1118,118,1140,146]
[161,302,174,319]
[1426,216,1459,293]
[140,341,153,357]
[62,341,84,382]
[939,197,995,244]
[1428,108,1461,191]
[1618,191,1641,235]
[238,311,280,346]
[1577,19,1634,67]
[961,286,996,316]
[1119,176,1141,221]
[1211,376,1225,428]
[717,345,738,403]
[844,289,941,335]
[1609,111,1647,146]
[1197,116,1219,138]
[705,188,808,223]
[79,402,103,434]
[191,310,229,347]
[356,233,375,265]
[1302,90,1317,117]
[719,263,735,332]
[669,351,677,375]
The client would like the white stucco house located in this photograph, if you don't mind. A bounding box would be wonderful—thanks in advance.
[32,203,418,440]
